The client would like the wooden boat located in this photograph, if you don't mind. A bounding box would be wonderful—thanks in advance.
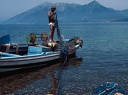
[0,34,83,73]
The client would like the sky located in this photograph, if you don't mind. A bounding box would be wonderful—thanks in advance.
[0,0,128,20]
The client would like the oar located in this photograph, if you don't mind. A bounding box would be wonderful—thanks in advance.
[55,13,62,42]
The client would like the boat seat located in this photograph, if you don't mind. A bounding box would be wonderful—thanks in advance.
[27,46,50,55]
[0,34,11,45]
[0,34,11,52]
[0,34,19,54]
[27,46,42,55]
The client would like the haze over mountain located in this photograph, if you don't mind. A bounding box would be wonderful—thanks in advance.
[3,1,128,24]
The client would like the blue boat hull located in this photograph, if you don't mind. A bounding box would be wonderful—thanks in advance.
[0,35,83,73]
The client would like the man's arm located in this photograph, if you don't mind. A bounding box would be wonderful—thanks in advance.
[48,11,56,18]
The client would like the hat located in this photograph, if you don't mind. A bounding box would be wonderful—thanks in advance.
[51,6,56,9]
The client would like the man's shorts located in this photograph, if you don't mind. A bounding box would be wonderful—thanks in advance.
[48,22,55,26]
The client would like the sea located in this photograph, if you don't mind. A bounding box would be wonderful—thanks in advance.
[0,22,128,95]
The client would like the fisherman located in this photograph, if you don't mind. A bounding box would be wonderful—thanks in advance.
[48,6,56,42]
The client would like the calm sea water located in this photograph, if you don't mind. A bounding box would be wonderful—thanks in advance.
[0,22,128,95]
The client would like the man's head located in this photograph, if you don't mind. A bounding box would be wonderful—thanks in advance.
[51,6,56,11]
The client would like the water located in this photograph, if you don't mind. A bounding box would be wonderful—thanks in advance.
[0,22,128,95]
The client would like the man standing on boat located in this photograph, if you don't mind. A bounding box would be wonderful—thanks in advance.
[48,6,56,42]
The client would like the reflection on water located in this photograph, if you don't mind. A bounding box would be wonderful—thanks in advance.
[0,57,83,95]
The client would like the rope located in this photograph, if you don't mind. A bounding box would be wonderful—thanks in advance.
[56,55,68,95]
[47,50,68,95]
[53,44,68,95]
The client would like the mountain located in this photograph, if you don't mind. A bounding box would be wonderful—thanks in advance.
[121,9,128,16]
[3,1,128,24]
[82,1,128,21]
[3,2,52,24]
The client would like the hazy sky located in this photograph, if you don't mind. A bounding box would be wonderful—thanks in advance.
[0,0,128,20]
